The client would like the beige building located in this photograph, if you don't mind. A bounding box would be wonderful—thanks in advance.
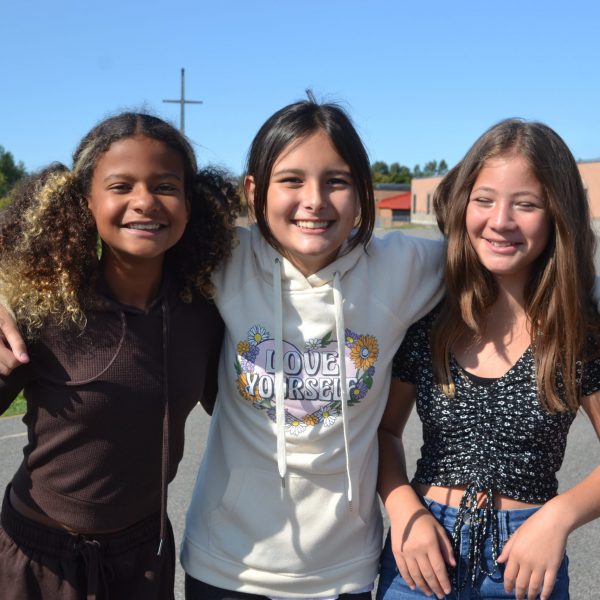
[410,176,443,226]
[410,161,600,225]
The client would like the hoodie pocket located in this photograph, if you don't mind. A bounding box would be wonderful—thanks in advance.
[209,466,372,573]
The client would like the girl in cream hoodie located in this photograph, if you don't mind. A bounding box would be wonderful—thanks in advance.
[181,97,445,599]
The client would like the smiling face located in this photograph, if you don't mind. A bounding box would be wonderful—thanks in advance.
[247,130,359,276]
[466,153,551,289]
[87,135,189,275]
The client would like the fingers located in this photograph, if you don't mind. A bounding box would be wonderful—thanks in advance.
[397,548,451,599]
[496,535,513,564]
[504,561,558,600]
[437,525,457,567]
[394,555,417,592]
[503,555,519,596]
[525,571,545,600]
[0,316,29,376]
[539,569,558,600]
[0,342,28,375]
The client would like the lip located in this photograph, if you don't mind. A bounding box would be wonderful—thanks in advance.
[483,237,521,253]
[293,220,332,232]
[121,222,168,236]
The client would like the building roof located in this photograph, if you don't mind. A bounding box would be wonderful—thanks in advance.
[374,183,411,191]
[377,192,411,210]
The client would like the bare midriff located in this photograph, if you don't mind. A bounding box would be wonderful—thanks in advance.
[9,487,122,535]
[413,482,541,510]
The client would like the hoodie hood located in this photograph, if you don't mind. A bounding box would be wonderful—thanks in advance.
[250,224,364,291]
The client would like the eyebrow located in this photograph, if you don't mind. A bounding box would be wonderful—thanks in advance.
[272,168,353,177]
[102,172,182,183]
[471,186,543,200]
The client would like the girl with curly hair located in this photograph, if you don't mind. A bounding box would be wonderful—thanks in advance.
[0,112,238,599]
[377,119,600,600]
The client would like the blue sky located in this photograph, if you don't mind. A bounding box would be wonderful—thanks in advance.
[2,0,600,175]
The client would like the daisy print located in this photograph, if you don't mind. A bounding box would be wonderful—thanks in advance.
[286,413,308,436]
[317,403,339,427]
[248,325,270,346]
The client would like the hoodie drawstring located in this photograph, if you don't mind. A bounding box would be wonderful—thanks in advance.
[271,260,352,506]
[273,258,287,486]
[332,271,353,507]
[157,301,170,555]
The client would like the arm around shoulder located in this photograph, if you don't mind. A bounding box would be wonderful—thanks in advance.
[375,233,445,326]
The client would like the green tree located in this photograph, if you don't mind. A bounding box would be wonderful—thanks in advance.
[371,160,390,183]
[412,160,448,178]
[422,160,438,177]
[0,146,27,199]
[388,162,412,184]
[372,159,448,182]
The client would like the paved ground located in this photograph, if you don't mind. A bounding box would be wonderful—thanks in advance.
[0,226,598,599]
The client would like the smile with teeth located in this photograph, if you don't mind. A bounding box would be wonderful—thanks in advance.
[295,220,331,229]
[486,239,517,247]
[124,223,166,231]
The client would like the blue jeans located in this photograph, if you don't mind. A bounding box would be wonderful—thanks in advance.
[377,496,570,599]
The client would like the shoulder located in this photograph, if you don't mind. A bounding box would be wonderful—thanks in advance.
[368,230,444,261]
[402,306,439,348]
[364,231,445,290]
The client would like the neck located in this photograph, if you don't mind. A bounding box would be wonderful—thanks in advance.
[480,277,530,342]
[454,275,532,377]
[101,254,164,311]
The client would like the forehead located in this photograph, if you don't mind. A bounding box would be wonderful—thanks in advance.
[474,154,541,187]
[273,130,349,170]
[94,136,185,174]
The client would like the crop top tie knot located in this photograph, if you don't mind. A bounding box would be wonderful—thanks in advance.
[392,309,600,590]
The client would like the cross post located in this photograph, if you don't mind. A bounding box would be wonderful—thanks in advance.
[163,68,203,134]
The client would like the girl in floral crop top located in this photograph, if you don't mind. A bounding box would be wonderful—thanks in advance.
[377,119,600,600]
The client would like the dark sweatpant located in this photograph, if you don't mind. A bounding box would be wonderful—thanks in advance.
[185,575,374,600]
[0,486,175,600]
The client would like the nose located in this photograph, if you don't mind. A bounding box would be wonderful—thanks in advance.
[131,185,160,213]
[490,200,515,230]
[303,180,327,212]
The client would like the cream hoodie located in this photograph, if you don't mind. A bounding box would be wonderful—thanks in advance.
[181,225,444,598]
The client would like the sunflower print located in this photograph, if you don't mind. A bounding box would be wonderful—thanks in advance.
[350,334,379,370]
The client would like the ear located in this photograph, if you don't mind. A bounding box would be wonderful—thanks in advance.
[244,175,255,205]
[354,195,361,225]
[244,175,256,221]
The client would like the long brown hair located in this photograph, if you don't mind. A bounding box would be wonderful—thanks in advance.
[432,118,598,412]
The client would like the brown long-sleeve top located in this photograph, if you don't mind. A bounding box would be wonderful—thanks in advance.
[0,278,223,533]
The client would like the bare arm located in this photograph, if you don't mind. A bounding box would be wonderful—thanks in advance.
[379,379,455,599]
[199,316,224,416]
[498,392,600,600]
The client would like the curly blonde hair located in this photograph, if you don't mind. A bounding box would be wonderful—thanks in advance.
[0,113,240,336]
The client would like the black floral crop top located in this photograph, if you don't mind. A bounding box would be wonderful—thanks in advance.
[393,309,600,504]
